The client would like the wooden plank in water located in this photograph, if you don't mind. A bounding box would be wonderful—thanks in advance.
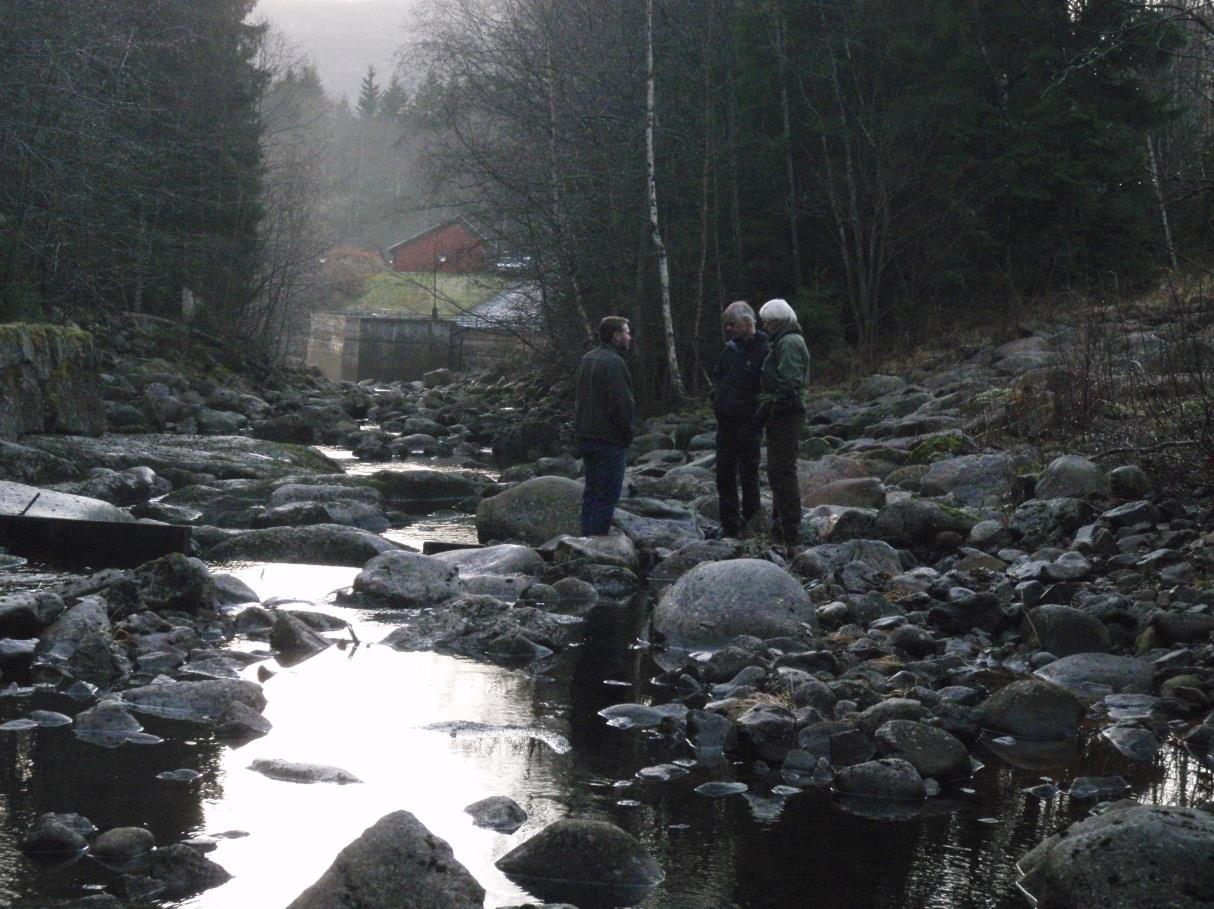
[0,515,191,568]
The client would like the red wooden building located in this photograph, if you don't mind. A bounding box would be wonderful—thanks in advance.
[388,218,488,274]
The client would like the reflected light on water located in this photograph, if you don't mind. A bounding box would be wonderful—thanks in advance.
[189,563,571,908]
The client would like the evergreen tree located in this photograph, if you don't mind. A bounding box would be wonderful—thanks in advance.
[357,66,381,119]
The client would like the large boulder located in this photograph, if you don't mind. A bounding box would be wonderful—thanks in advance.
[25,433,340,481]
[874,720,971,782]
[133,553,218,615]
[364,469,491,511]
[1034,454,1109,500]
[496,819,663,906]
[0,591,65,637]
[205,525,400,567]
[119,679,266,724]
[975,679,1085,740]
[1018,803,1214,909]
[651,559,817,651]
[32,596,127,687]
[0,440,78,485]
[432,543,545,577]
[1025,605,1110,657]
[476,476,582,545]
[874,498,975,547]
[919,453,1020,507]
[287,810,483,909]
[0,480,133,523]
[0,324,105,441]
[1034,652,1155,697]
[803,477,886,509]
[347,551,461,608]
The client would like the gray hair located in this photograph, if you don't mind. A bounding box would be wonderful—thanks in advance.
[759,298,798,327]
[722,300,755,325]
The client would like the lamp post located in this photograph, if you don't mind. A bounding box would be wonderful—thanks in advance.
[432,254,446,320]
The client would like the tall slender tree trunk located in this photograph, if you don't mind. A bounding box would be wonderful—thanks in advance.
[544,12,594,345]
[645,0,685,400]
[769,0,802,287]
[691,3,716,391]
[1147,134,1178,271]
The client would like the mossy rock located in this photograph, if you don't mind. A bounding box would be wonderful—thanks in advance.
[909,431,975,464]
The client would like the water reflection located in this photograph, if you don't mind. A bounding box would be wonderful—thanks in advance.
[0,558,1210,907]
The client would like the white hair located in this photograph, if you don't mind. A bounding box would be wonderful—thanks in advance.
[759,298,798,327]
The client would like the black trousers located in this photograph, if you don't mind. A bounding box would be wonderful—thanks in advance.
[715,419,762,535]
[765,410,804,544]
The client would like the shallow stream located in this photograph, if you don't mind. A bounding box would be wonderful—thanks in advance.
[0,458,1211,907]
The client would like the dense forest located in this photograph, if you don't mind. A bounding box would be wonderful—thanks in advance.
[4,1,1214,394]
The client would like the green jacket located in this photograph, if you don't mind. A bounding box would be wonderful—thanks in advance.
[758,325,810,414]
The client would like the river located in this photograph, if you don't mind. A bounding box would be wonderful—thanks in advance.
[0,457,1209,907]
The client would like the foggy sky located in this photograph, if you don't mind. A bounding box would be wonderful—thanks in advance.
[254,0,422,100]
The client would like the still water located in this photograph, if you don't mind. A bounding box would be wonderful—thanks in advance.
[0,520,1210,906]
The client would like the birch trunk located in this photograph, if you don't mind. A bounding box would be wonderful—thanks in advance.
[646,0,685,399]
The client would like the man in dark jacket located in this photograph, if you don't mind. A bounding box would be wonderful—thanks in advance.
[713,301,769,537]
[757,298,810,547]
[574,316,635,535]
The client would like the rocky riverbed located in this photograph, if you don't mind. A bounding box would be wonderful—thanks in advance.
[0,318,1211,907]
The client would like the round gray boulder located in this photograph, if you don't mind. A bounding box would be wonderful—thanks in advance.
[874,720,971,781]
[205,524,401,567]
[1026,605,1110,657]
[651,559,817,651]
[833,758,926,800]
[348,550,461,608]
[1034,454,1109,500]
[976,679,1085,740]
[496,818,663,905]
[1018,803,1214,909]
[1034,652,1155,698]
[476,476,582,545]
[288,810,484,909]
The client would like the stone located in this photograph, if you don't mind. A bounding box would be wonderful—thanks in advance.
[1017,803,1214,909]
[735,704,798,764]
[1009,498,1093,548]
[90,827,155,867]
[120,679,266,725]
[287,810,484,909]
[464,795,527,833]
[206,524,401,567]
[920,453,1019,507]
[1034,455,1108,499]
[21,812,94,855]
[214,700,272,740]
[0,440,78,485]
[496,819,663,905]
[833,758,925,800]
[476,476,582,545]
[0,480,133,524]
[1034,653,1155,697]
[0,325,105,441]
[803,477,887,509]
[553,532,640,571]
[651,559,817,651]
[432,543,545,576]
[56,466,171,505]
[33,596,126,687]
[0,591,65,637]
[1025,605,1111,657]
[248,758,361,784]
[25,433,339,481]
[976,679,1086,740]
[348,551,461,608]
[74,701,143,748]
[212,574,260,606]
[147,843,231,897]
[134,554,218,615]
[1108,465,1152,499]
[874,499,975,548]
[874,720,971,781]
[255,500,390,533]
[270,612,331,657]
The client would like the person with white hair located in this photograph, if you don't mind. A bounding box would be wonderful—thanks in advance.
[757,297,810,546]
[712,300,769,537]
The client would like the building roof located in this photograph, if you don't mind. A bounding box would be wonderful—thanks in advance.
[386,216,490,254]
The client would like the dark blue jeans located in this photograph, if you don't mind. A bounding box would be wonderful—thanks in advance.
[578,440,627,536]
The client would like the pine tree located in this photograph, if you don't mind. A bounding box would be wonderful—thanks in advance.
[357,65,381,119]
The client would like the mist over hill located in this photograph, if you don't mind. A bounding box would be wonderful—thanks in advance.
[254,0,422,100]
